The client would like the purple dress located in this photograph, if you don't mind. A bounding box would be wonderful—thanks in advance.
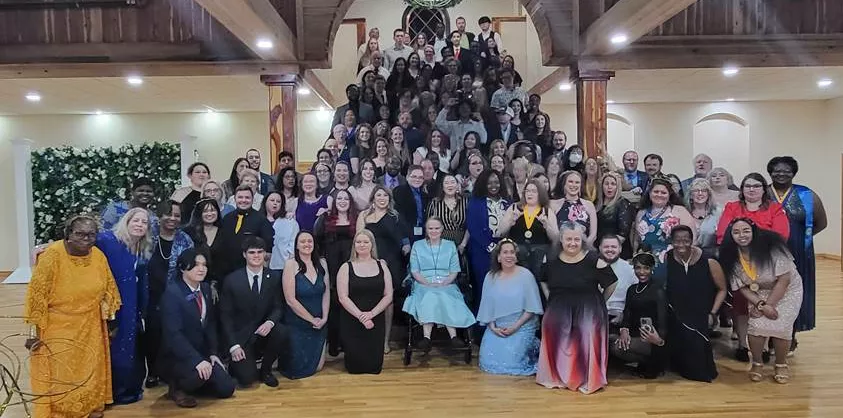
[296,195,329,232]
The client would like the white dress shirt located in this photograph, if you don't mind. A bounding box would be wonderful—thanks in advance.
[606,259,637,313]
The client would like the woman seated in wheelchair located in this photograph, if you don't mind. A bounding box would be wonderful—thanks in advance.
[402,216,476,351]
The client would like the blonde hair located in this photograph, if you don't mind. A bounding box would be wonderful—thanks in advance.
[201,180,226,206]
[112,207,153,258]
[350,229,379,261]
[239,168,260,184]
[596,171,623,212]
[685,178,717,215]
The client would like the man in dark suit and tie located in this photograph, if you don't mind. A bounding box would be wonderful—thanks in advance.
[393,165,430,243]
[377,156,407,190]
[621,150,650,194]
[218,185,274,279]
[160,248,235,408]
[220,236,288,388]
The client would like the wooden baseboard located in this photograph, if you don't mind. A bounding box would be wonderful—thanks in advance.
[817,253,842,261]
[0,271,10,281]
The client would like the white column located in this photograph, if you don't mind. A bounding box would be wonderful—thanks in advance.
[6,138,35,284]
[180,135,198,186]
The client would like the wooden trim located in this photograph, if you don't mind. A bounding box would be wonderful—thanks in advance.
[297,161,315,173]
[492,16,527,34]
[342,18,368,48]
[0,60,303,79]
[817,253,842,261]
[302,70,339,109]
[0,42,202,63]
[0,271,9,282]
[193,0,297,61]
[528,67,570,96]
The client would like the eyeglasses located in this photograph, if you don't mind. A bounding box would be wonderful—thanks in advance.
[743,184,764,190]
[246,250,265,255]
[69,231,97,240]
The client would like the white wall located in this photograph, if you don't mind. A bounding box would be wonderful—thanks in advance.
[541,100,840,256]
[0,110,337,271]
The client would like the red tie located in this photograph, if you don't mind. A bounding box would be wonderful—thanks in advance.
[195,291,203,318]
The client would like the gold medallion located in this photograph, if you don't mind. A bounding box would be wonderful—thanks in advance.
[524,230,533,239]
[749,283,760,292]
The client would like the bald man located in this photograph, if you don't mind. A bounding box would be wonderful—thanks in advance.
[681,154,714,192]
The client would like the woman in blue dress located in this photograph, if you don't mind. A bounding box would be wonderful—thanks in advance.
[96,207,152,404]
[281,231,330,379]
[403,217,476,351]
[767,157,828,353]
[477,239,543,375]
[466,170,509,307]
[633,178,695,285]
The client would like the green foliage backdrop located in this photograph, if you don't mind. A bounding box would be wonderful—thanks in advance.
[31,142,181,242]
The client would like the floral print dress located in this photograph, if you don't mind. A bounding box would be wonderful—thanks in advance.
[636,206,681,283]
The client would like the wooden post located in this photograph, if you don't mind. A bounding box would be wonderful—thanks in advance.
[261,74,300,173]
[574,69,615,159]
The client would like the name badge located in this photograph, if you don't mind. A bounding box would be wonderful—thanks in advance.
[414,227,423,236]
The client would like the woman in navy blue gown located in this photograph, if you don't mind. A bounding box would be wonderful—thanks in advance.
[466,170,509,308]
[96,208,152,404]
[281,231,330,379]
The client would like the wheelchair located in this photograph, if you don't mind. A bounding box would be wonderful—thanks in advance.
[400,255,475,366]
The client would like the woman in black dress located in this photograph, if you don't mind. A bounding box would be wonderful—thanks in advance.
[596,172,634,259]
[665,225,727,382]
[536,221,617,394]
[612,252,668,379]
[186,198,226,292]
[337,229,394,374]
[357,185,411,353]
[314,189,358,356]
[498,180,559,279]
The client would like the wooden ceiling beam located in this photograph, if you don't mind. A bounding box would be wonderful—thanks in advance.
[0,60,303,79]
[301,69,338,109]
[0,42,202,64]
[528,67,571,96]
[192,0,297,61]
[582,0,699,55]
[577,39,843,70]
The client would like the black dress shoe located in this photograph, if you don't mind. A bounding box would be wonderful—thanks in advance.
[168,386,197,408]
[735,347,750,362]
[416,337,432,352]
[145,376,159,388]
[261,372,279,388]
[450,336,467,349]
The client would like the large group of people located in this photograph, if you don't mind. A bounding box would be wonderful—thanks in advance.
[21,15,829,418]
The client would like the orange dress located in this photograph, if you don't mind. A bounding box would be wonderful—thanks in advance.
[24,241,121,418]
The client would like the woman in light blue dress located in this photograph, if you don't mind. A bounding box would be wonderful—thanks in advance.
[477,239,543,375]
[403,217,476,351]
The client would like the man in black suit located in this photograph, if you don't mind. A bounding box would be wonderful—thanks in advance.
[218,185,274,279]
[220,236,288,388]
[377,156,407,190]
[332,84,375,129]
[160,248,235,408]
[422,153,448,197]
[393,165,430,243]
[489,106,519,147]
[446,30,473,77]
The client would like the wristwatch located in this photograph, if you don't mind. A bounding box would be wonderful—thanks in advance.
[755,300,767,310]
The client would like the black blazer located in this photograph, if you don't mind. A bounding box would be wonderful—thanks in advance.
[393,184,431,236]
[160,279,218,372]
[624,170,650,190]
[219,268,285,351]
[218,209,274,277]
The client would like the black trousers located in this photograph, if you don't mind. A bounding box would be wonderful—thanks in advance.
[175,363,235,399]
[143,306,163,379]
[228,325,289,386]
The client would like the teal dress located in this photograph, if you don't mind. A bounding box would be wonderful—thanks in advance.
[281,270,327,379]
[402,239,476,327]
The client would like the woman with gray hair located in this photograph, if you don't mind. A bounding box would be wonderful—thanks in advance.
[686,178,724,258]
[707,167,740,208]
[536,221,617,394]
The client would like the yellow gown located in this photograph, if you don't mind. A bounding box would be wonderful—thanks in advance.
[24,241,121,418]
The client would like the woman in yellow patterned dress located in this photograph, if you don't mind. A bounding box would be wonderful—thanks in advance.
[25,214,121,418]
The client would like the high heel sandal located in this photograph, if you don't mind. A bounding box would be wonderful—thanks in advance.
[773,364,790,384]
[748,362,764,382]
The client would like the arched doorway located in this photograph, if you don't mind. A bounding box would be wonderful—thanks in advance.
[693,113,750,180]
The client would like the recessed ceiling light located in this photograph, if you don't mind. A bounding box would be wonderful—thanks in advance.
[94,110,104,115]
[297,87,311,96]
[25,92,41,102]
[725,98,735,102]
[606,100,616,104]
[722,67,740,77]
[558,83,572,91]
[319,106,325,111]
[126,76,143,86]
[818,79,833,88]
[610,34,628,45]
[256,39,274,49]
